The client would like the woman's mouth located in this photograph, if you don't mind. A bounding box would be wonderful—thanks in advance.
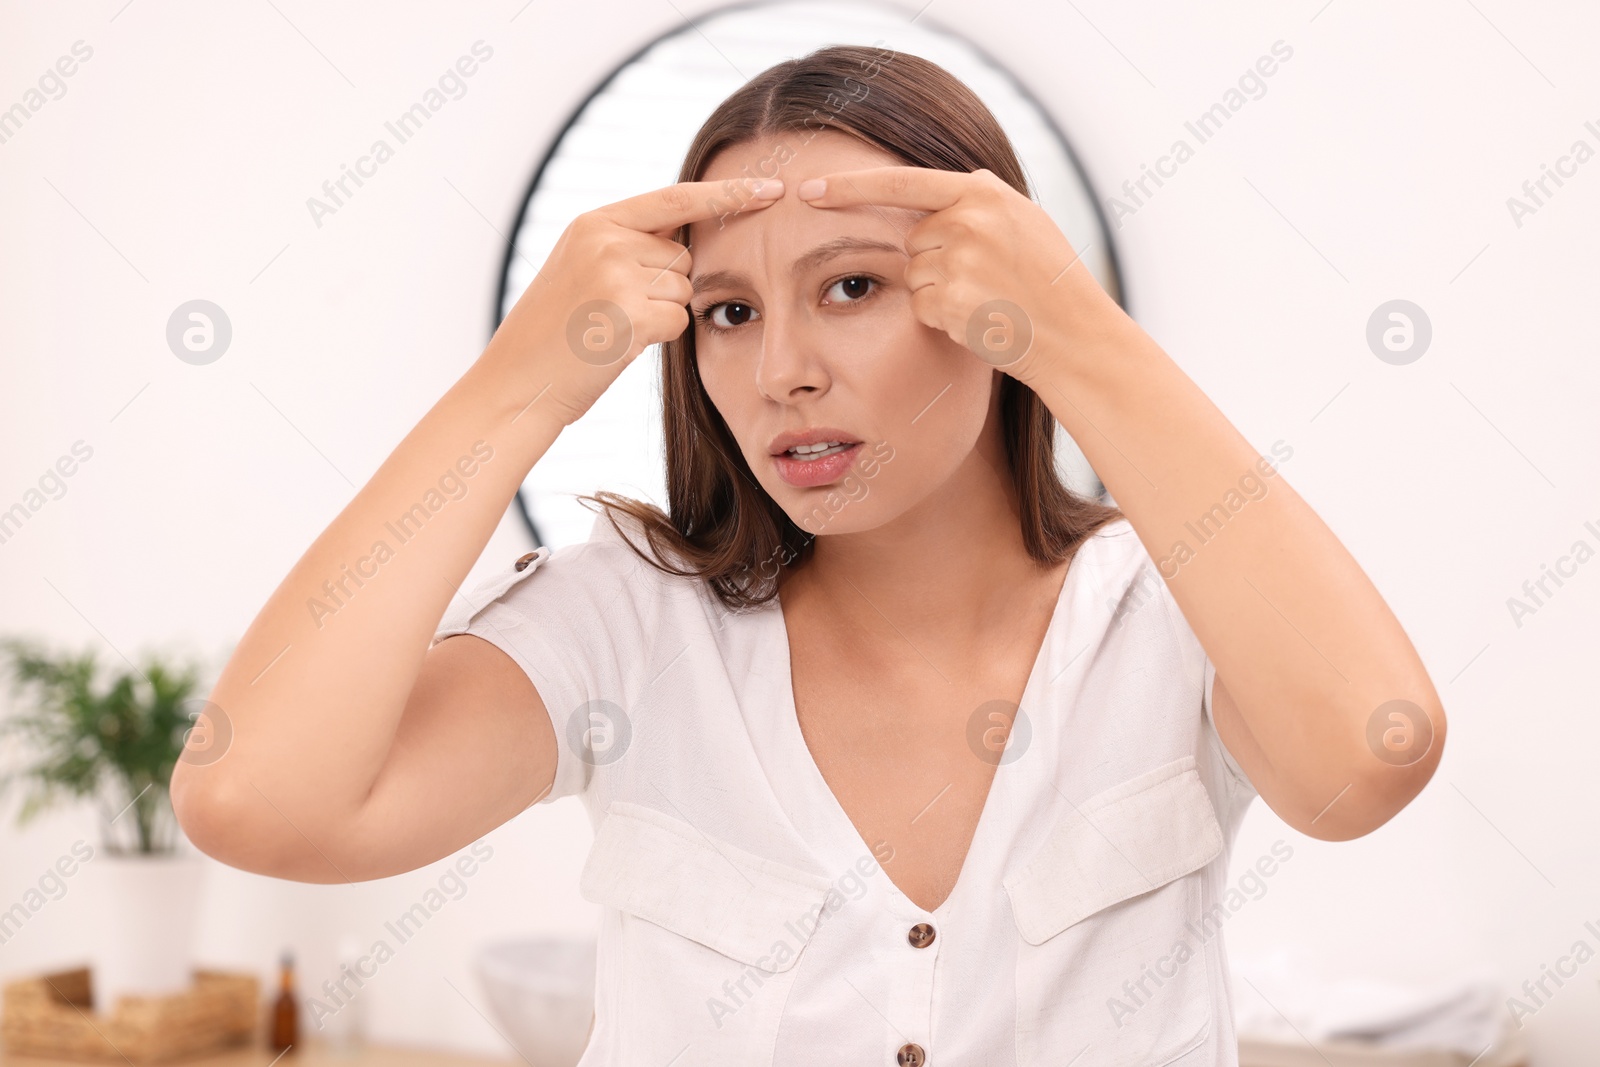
[773,441,864,487]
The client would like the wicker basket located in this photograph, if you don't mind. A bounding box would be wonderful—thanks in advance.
[1,966,259,1064]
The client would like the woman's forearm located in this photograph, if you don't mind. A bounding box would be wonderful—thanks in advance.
[171,351,565,846]
[171,176,767,869]
[1029,308,1445,835]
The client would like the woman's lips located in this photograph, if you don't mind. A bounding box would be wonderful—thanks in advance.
[772,441,864,488]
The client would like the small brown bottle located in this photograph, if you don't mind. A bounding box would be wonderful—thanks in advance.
[269,951,298,1053]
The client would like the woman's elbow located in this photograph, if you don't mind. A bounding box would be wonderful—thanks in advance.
[1284,696,1448,841]
[171,764,348,883]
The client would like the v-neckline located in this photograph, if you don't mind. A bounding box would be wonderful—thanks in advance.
[765,553,1083,919]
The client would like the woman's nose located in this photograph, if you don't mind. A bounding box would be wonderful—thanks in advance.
[753,309,830,401]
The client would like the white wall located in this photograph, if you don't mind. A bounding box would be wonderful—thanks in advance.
[2,0,1597,1060]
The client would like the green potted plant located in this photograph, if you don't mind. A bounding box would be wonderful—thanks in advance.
[0,637,215,1011]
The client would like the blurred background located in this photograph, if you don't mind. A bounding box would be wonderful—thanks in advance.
[1,0,1596,1064]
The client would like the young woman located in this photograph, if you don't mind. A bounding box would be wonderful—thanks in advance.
[173,44,1445,1067]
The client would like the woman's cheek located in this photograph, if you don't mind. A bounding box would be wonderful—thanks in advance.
[696,339,744,392]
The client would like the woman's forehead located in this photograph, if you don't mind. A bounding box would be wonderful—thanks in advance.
[702,128,896,182]
[688,193,920,281]
[689,134,923,271]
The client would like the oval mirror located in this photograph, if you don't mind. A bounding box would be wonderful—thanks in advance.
[496,0,1127,547]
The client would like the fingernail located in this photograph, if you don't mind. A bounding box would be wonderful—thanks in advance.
[752,179,784,198]
[797,178,826,200]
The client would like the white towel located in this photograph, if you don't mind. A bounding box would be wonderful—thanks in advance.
[1231,951,1508,1055]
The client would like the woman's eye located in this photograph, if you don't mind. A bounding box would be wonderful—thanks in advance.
[698,302,759,332]
[824,275,875,305]
[695,275,878,335]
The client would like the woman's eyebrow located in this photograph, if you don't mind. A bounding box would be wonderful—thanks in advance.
[690,236,905,295]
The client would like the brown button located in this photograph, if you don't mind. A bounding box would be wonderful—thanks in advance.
[514,551,539,572]
[897,1043,926,1066]
[907,922,935,949]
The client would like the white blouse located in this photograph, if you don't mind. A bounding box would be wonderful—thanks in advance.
[433,510,1259,1067]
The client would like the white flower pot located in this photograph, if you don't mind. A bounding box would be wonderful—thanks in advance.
[88,850,205,1013]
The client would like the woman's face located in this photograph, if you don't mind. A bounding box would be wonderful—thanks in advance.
[689,130,1000,539]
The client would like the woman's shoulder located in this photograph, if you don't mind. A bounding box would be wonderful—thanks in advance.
[579,507,709,591]
[1079,514,1138,556]
[1079,515,1191,579]
[1066,516,1185,631]
[520,507,691,601]
[1067,515,1142,586]
[533,507,742,632]
[438,508,692,633]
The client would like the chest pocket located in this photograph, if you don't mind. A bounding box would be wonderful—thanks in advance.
[1004,756,1225,1067]
[577,800,834,1066]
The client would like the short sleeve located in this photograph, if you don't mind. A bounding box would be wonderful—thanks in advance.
[1202,653,1258,800]
[431,516,656,806]
[1126,524,1257,802]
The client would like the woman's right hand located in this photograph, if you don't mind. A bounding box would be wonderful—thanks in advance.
[171,177,786,884]
[481,176,785,427]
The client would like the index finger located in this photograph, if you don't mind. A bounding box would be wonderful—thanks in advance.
[794,166,968,213]
[598,177,784,235]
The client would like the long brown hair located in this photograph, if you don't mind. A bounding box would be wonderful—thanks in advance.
[579,43,1123,610]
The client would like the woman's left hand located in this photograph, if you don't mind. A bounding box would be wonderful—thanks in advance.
[795,166,1133,384]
